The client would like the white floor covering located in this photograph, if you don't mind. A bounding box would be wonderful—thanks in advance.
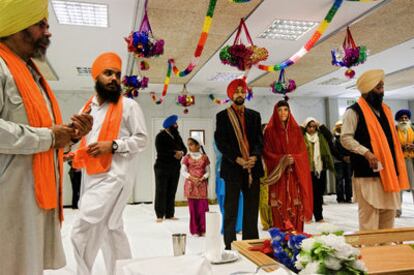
[45,193,414,275]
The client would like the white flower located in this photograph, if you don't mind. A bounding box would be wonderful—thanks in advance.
[352,259,368,272]
[299,261,321,275]
[334,243,358,260]
[318,234,345,251]
[301,238,316,252]
[317,223,339,234]
[295,254,312,270]
[324,256,342,270]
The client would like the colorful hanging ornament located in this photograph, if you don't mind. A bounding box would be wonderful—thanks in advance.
[176,84,195,114]
[331,26,367,78]
[150,0,218,104]
[271,69,296,100]
[125,6,164,59]
[220,18,268,71]
[122,75,149,98]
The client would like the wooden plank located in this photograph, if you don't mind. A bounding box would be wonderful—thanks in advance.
[344,227,414,246]
[360,245,414,275]
[231,239,279,272]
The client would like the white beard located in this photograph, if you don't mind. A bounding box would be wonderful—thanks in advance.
[398,121,412,131]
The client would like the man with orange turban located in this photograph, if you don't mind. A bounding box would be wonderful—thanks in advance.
[0,1,92,274]
[341,69,409,230]
[214,79,264,250]
[71,52,148,275]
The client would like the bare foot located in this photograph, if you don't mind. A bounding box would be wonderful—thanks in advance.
[316,219,326,223]
[167,217,179,220]
[156,218,163,223]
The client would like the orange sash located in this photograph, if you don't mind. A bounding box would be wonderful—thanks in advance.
[0,43,64,219]
[358,97,409,192]
[72,96,123,175]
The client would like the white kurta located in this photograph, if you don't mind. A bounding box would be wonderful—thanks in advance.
[0,58,66,275]
[71,96,148,275]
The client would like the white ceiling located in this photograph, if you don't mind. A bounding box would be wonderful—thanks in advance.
[44,0,414,100]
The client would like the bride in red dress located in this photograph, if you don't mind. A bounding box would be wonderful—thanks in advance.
[263,100,313,232]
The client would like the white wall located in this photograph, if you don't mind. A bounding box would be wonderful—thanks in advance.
[56,92,327,204]
[55,91,409,204]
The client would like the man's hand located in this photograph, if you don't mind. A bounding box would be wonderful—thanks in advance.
[246,155,257,169]
[174,151,184,160]
[236,157,248,168]
[87,141,112,157]
[364,151,378,170]
[70,113,93,140]
[52,125,75,148]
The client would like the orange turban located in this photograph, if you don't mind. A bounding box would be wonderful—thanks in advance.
[91,52,122,79]
[227,79,247,100]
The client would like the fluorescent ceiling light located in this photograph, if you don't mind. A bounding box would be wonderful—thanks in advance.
[258,19,318,41]
[52,0,108,27]
[208,72,245,82]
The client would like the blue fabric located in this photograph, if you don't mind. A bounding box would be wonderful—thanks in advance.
[163,114,178,129]
[214,142,243,233]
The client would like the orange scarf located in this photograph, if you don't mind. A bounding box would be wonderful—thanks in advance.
[0,43,64,220]
[72,96,123,175]
[358,97,409,192]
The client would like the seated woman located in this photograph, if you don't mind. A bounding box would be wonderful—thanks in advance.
[263,100,313,232]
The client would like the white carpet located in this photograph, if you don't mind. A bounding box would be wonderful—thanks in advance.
[45,193,414,275]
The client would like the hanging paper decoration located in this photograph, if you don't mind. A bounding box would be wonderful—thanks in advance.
[150,0,218,104]
[220,18,268,71]
[331,26,367,79]
[125,11,164,59]
[176,84,195,114]
[271,69,296,100]
[122,75,149,98]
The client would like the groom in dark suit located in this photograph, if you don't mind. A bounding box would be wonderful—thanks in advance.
[214,79,264,250]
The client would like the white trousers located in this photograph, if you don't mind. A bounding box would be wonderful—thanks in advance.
[71,215,132,275]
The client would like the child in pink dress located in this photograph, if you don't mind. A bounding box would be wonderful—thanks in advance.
[181,137,210,236]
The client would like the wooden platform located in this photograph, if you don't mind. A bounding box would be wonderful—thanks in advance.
[231,239,279,272]
[232,227,414,274]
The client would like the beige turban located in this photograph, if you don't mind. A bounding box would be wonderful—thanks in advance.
[356,69,384,94]
[0,0,48,38]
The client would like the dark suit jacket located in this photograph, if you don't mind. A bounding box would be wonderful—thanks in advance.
[154,130,187,169]
[214,107,264,183]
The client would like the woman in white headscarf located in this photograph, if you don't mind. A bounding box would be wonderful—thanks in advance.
[303,117,334,222]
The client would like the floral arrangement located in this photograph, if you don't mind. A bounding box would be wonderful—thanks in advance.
[271,69,296,100]
[220,18,268,71]
[122,75,149,98]
[269,224,367,275]
[268,228,310,273]
[331,26,367,79]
